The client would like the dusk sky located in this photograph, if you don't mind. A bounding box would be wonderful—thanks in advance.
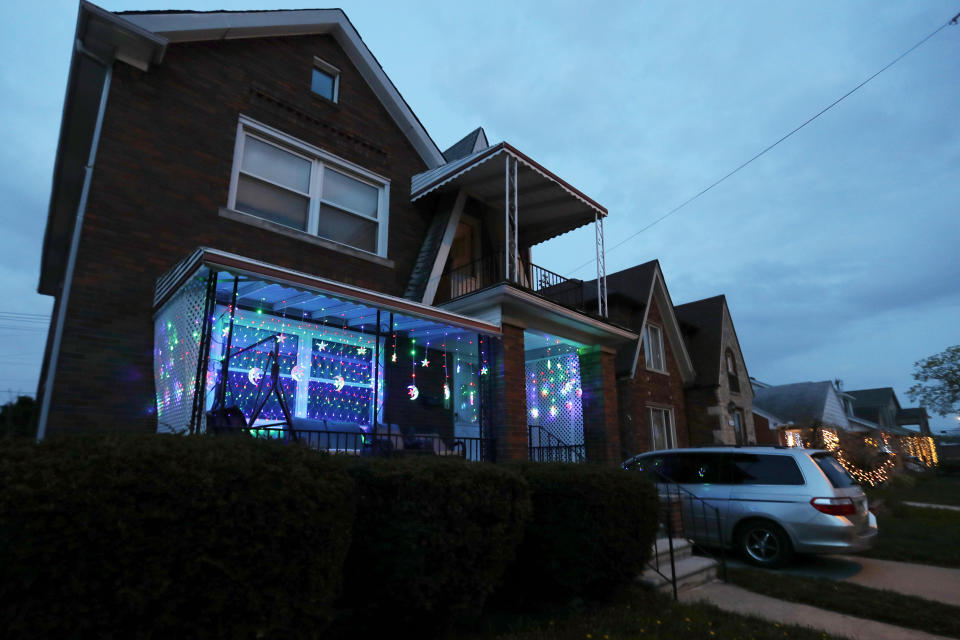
[1,1,958,435]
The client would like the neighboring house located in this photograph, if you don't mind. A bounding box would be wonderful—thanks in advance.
[847,387,937,465]
[585,261,696,458]
[897,407,931,436]
[751,380,850,447]
[751,405,792,446]
[674,295,756,446]
[36,4,639,465]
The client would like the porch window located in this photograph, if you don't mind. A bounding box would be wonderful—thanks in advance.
[644,324,666,372]
[649,406,676,450]
[229,117,389,256]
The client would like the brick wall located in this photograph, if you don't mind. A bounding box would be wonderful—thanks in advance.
[580,349,620,465]
[45,35,433,433]
[489,324,528,462]
[683,386,721,446]
[618,295,688,457]
[752,413,779,445]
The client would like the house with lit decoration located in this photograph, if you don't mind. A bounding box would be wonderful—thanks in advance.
[36,3,645,465]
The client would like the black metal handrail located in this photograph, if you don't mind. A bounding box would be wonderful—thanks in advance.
[647,469,727,600]
[528,424,586,463]
[443,252,584,310]
[242,426,492,461]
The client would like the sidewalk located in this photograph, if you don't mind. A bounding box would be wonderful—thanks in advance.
[903,501,960,512]
[836,555,960,607]
[680,582,955,640]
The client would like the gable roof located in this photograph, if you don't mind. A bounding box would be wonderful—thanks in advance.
[847,387,901,411]
[583,260,695,382]
[674,295,726,388]
[753,381,850,430]
[443,127,489,162]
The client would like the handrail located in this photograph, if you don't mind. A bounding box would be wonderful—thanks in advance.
[527,424,586,463]
[646,469,727,600]
[442,251,585,309]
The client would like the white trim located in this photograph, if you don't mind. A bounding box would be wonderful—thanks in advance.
[643,323,667,374]
[119,9,445,168]
[228,116,390,257]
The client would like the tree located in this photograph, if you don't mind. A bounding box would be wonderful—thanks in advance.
[908,345,960,417]
[0,395,37,438]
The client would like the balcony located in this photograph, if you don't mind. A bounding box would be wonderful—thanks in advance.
[437,251,587,312]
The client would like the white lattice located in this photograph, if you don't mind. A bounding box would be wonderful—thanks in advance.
[153,270,210,434]
[525,352,584,446]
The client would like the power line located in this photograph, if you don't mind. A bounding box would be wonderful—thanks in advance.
[567,11,960,277]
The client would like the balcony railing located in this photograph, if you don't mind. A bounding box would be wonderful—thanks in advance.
[443,251,585,310]
[528,425,586,463]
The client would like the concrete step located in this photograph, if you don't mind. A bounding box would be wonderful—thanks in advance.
[651,537,693,564]
[639,554,719,593]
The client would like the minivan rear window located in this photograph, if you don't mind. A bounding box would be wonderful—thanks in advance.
[812,453,857,488]
[729,454,804,485]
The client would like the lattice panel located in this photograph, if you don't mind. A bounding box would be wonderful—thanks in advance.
[153,271,210,434]
[525,352,584,446]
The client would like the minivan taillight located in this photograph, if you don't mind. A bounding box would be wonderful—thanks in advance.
[810,497,856,516]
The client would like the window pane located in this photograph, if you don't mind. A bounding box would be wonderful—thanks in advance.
[317,204,377,253]
[323,168,379,217]
[236,175,309,231]
[813,453,857,488]
[651,408,666,450]
[669,453,722,484]
[242,136,311,193]
[311,68,336,100]
[730,454,804,485]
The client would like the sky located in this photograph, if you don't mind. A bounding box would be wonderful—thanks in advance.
[1,1,958,435]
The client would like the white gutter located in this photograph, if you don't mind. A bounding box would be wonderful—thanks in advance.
[37,52,112,441]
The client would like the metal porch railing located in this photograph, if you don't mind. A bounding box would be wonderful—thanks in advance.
[443,252,585,310]
[527,424,586,463]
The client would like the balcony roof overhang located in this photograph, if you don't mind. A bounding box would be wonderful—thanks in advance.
[411,142,607,247]
[436,283,636,354]
[155,248,501,337]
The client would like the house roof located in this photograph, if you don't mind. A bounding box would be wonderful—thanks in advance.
[583,260,695,382]
[898,407,929,423]
[410,142,606,247]
[753,381,847,429]
[674,295,726,388]
[847,387,900,409]
[443,127,489,162]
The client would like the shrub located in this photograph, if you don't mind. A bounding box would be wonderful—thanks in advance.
[495,462,659,605]
[0,434,354,640]
[331,456,530,635]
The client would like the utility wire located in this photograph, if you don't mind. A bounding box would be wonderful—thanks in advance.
[567,11,960,277]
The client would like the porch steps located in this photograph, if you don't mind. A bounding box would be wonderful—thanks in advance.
[639,537,719,593]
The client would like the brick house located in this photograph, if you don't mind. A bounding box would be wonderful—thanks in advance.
[674,295,756,446]
[36,3,639,464]
[585,261,696,459]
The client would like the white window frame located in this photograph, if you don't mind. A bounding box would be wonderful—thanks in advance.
[312,56,341,103]
[648,406,676,451]
[643,323,667,373]
[228,116,390,258]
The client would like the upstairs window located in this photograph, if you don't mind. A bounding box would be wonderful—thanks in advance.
[726,350,740,393]
[311,57,340,102]
[229,117,389,257]
[649,407,676,450]
[644,324,666,372]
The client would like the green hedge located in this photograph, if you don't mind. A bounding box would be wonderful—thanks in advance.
[0,434,354,640]
[495,462,659,605]
[331,456,531,635]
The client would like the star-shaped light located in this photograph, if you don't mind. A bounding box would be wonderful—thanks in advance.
[480,366,488,375]
[278,334,286,344]
[391,352,397,363]
[357,346,368,356]
[317,341,328,352]
[421,357,430,367]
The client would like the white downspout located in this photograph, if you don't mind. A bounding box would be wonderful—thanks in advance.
[36,51,113,441]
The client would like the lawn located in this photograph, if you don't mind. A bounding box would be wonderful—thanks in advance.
[728,567,960,639]
[464,586,838,640]
[867,473,960,507]
[867,504,960,568]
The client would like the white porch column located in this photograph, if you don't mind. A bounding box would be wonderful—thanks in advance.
[594,213,608,317]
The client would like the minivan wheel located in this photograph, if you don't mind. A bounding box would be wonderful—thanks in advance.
[737,521,792,568]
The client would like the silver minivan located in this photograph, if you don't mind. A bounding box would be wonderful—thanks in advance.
[623,446,878,567]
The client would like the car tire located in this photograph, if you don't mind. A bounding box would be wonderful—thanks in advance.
[736,520,793,568]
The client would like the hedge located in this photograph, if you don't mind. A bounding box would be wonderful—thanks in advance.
[331,456,531,635]
[0,434,354,640]
[495,462,659,605]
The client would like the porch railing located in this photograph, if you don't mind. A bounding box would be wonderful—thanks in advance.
[528,425,586,463]
[240,426,493,461]
[443,252,584,310]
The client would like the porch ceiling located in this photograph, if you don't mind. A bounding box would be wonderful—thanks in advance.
[410,142,607,247]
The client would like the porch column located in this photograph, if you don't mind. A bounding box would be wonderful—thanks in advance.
[579,348,620,465]
[488,322,528,462]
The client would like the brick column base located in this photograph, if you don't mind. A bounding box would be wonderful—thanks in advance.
[488,323,528,462]
[579,349,621,466]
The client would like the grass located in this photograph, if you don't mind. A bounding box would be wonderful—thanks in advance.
[866,503,960,567]
[867,473,960,507]
[728,567,960,639]
[461,586,839,640]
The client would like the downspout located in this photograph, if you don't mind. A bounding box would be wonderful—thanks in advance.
[36,47,113,441]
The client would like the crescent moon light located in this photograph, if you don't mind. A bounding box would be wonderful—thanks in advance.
[407,384,419,400]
